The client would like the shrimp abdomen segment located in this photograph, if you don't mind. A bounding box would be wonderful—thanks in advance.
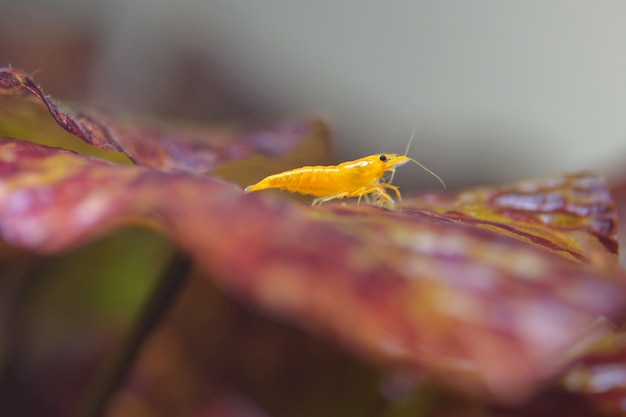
[245,165,358,198]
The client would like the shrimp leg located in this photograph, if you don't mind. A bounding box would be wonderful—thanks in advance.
[349,186,395,208]
[312,192,353,206]
[380,183,402,201]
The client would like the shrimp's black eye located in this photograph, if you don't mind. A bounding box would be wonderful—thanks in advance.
[379,154,387,161]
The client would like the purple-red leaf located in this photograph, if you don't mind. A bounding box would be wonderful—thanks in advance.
[0,136,623,403]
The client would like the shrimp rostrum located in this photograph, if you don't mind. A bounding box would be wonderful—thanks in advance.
[244,152,445,208]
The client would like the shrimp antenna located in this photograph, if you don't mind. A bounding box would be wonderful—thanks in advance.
[404,125,418,157]
[388,126,418,185]
[407,157,447,190]
[389,126,446,190]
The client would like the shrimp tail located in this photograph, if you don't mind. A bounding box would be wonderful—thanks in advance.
[244,182,265,193]
[245,174,290,193]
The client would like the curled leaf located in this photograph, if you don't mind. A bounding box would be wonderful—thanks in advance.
[0,136,623,403]
[0,67,328,172]
[0,68,123,153]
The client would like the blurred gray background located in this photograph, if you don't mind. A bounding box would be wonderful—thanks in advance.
[4,1,626,190]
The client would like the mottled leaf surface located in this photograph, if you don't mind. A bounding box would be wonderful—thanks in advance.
[403,172,619,266]
[0,136,623,404]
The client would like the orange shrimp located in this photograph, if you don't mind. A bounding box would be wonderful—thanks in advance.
[245,130,445,207]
